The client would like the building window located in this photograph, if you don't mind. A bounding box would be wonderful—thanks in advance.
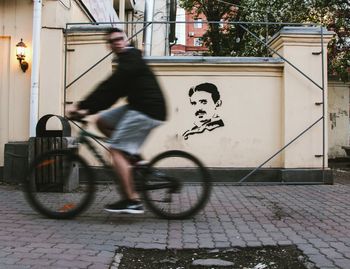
[194,38,203,46]
[194,18,203,29]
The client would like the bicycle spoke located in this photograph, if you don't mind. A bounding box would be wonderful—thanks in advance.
[142,151,211,219]
[24,150,95,219]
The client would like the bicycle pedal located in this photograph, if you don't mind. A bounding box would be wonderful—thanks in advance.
[134,183,142,191]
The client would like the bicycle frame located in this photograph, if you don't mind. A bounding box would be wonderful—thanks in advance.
[68,121,119,183]
[69,120,182,192]
[78,129,110,167]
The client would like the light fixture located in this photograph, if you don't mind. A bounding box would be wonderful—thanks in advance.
[16,39,29,72]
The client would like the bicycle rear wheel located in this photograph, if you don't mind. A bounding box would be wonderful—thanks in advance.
[142,150,212,219]
[23,149,95,219]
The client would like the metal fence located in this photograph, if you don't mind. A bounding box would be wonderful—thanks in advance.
[64,20,327,184]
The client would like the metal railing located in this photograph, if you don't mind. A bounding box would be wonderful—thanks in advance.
[64,20,327,184]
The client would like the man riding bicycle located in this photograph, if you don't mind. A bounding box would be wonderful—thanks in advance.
[67,28,167,214]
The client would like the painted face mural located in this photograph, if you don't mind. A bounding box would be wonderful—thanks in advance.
[190,91,217,127]
[183,83,224,140]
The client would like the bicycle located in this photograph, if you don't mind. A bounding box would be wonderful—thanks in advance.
[23,118,212,220]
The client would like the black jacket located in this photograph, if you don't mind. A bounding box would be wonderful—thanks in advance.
[78,48,167,121]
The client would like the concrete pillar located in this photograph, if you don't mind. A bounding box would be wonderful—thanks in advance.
[269,27,334,168]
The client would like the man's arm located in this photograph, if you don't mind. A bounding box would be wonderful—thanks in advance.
[77,72,126,114]
[66,104,89,120]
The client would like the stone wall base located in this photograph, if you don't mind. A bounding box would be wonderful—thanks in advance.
[80,167,333,185]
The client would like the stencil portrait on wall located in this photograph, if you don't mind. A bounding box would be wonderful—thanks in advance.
[183,82,224,140]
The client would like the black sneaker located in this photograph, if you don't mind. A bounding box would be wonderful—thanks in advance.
[104,200,144,214]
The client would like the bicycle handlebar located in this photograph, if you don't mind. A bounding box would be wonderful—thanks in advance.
[65,114,88,125]
[72,118,88,125]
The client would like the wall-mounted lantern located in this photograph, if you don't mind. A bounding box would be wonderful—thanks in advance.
[16,39,29,72]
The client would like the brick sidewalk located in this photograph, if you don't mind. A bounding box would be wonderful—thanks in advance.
[0,183,349,269]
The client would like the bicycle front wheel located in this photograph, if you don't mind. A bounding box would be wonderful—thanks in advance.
[142,150,212,219]
[23,150,95,219]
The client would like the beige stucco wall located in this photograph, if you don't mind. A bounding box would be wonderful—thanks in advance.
[0,0,34,166]
[0,0,104,166]
[70,55,328,169]
[64,31,114,164]
[328,80,350,158]
[64,60,284,168]
[131,0,169,56]
[150,0,169,56]
[269,27,333,168]
[142,62,284,167]
[65,33,112,104]
[39,0,92,120]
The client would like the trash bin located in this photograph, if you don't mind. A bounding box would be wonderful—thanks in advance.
[28,114,78,192]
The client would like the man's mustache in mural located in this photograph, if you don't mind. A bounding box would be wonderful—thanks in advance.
[183,83,225,140]
[195,110,206,117]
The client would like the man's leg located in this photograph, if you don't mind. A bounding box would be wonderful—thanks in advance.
[96,111,140,201]
[96,105,129,138]
[96,117,113,138]
[101,108,161,213]
[105,148,143,213]
[109,148,140,201]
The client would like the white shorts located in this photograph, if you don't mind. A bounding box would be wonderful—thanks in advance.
[99,105,162,155]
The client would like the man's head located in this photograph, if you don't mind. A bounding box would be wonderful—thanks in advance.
[188,83,222,126]
[107,28,129,54]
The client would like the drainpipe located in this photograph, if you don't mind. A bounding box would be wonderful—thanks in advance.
[165,0,170,56]
[29,0,42,137]
[119,0,125,30]
[144,0,154,56]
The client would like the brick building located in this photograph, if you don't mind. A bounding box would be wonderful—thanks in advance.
[171,9,209,55]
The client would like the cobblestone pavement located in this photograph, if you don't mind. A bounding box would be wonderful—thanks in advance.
[0,181,349,269]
